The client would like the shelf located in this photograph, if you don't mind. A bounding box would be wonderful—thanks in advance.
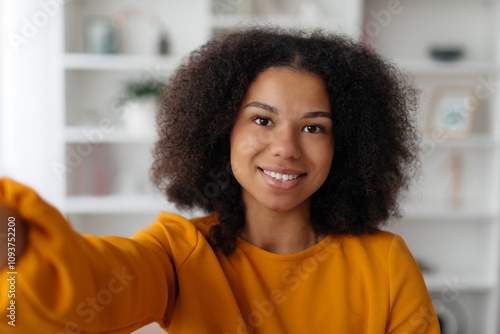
[64,53,184,71]
[424,273,496,292]
[210,14,346,31]
[65,126,156,144]
[429,135,499,150]
[402,205,496,221]
[65,195,177,214]
[394,59,498,76]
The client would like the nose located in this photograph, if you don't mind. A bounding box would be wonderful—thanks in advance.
[269,127,302,160]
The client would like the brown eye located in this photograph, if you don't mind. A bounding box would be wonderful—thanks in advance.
[303,125,323,133]
[253,116,274,127]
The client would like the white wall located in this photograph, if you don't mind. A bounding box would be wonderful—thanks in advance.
[0,0,65,208]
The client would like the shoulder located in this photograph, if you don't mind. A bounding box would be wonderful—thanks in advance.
[149,211,218,240]
[338,230,405,253]
[130,212,218,266]
[189,212,219,237]
[141,211,218,239]
[334,230,415,269]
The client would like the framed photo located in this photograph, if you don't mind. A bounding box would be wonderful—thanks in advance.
[425,86,477,140]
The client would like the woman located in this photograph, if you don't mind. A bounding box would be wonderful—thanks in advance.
[0,28,439,333]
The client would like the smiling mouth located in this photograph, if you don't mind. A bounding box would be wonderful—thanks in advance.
[259,168,306,182]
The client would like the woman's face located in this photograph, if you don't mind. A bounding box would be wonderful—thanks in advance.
[230,67,334,213]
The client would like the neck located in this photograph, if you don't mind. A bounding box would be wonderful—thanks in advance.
[239,195,321,255]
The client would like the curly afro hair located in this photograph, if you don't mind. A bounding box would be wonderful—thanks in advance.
[151,27,420,255]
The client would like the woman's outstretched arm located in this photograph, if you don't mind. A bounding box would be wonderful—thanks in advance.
[0,178,177,333]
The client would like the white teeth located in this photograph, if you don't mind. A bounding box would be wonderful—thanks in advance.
[262,169,301,182]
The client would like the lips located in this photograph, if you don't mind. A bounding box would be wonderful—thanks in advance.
[258,167,306,189]
[260,168,301,181]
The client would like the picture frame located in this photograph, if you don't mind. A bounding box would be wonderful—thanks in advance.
[425,86,477,140]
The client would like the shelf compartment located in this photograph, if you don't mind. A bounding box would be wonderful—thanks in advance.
[64,0,209,55]
[403,149,497,210]
[414,75,495,137]
[385,219,497,282]
[364,0,497,63]
[211,0,353,30]
[65,70,165,127]
[65,142,154,197]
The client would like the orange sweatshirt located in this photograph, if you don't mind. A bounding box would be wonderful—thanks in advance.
[0,178,440,333]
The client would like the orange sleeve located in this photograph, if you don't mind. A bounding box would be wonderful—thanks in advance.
[0,178,177,333]
[386,235,441,333]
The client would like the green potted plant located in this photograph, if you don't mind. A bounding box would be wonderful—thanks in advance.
[118,79,165,137]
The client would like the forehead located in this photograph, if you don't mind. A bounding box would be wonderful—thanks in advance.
[249,67,326,90]
[241,67,330,110]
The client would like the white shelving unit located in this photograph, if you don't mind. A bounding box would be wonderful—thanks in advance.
[61,0,210,232]
[56,0,500,333]
[364,0,500,332]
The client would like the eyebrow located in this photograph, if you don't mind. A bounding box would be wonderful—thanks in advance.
[244,101,332,120]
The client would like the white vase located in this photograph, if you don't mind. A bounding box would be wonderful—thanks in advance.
[121,97,157,137]
[118,14,159,55]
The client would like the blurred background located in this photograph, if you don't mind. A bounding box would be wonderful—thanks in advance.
[1,0,500,333]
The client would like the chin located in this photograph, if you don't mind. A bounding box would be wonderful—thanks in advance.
[260,198,301,213]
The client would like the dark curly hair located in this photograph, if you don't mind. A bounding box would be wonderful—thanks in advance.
[151,27,420,255]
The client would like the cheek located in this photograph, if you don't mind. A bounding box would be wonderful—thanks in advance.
[230,127,268,176]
